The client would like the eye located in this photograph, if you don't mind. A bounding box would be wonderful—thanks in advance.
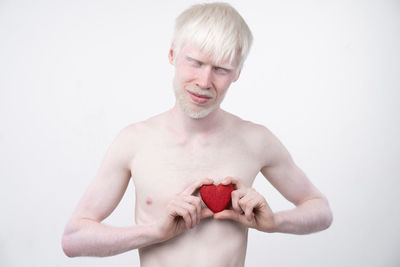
[213,67,230,75]
[192,60,202,67]
[186,57,202,67]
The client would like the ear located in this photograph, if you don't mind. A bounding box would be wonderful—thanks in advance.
[168,44,175,65]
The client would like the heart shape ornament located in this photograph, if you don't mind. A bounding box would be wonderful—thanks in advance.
[200,184,234,213]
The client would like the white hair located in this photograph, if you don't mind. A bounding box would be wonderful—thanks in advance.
[172,2,253,70]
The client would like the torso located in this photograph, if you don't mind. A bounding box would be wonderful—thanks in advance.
[128,110,267,267]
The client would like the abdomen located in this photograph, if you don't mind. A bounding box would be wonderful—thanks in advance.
[139,218,248,267]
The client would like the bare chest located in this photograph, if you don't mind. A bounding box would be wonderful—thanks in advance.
[130,136,261,223]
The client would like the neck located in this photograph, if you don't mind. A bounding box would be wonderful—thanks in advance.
[168,103,226,137]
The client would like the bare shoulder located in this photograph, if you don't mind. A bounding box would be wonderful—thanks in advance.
[227,112,290,168]
[227,112,276,146]
[119,112,166,139]
[105,115,165,172]
[114,122,145,146]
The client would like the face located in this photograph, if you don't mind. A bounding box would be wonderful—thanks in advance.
[169,45,240,119]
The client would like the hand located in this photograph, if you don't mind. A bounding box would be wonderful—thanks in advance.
[156,178,214,242]
[213,177,277,232]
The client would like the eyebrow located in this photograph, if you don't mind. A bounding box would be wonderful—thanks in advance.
[185,55,234,70]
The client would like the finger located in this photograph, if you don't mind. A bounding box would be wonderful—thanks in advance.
[200,207,214,219]
[171,204,193,229]
[182,196,202,225]
[231,188,247,213]
[238,193,260,221]
[214,210,253,228]
[242,197,257,222]
[221,176,233,185]
[181,178,214,196]
[172,200,197,228]
[221,176,237,186]
[213,209,240,222]
[221,176,242,189]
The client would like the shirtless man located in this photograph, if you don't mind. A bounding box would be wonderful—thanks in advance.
[62,3,333,266]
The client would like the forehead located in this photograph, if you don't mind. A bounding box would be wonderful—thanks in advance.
[179,44,238,68]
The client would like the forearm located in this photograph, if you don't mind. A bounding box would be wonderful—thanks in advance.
[273,197,333,235]
[62,218,160,257]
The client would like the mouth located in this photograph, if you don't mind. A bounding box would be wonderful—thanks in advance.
[187,90,212,104]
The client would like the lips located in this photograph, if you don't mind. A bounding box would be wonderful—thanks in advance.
[187,90,212,104]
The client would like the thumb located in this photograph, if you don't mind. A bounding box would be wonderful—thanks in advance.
[200,207,214,219]
[213,210,241,222]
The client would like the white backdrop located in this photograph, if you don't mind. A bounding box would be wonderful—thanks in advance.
[1,0,399,266]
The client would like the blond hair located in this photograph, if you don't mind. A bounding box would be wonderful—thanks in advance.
[172,2,253,70]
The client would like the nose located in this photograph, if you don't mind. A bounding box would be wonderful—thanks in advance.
[196,67,212,89]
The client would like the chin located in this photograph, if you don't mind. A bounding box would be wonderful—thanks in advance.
[174,85,224,119]
[183,104,217,119]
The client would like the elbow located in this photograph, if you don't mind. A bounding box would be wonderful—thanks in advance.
[322,209,333,231]
[61,223,82,258]
[321,199,333,231]
[62,232,81,258]
[61,234,74,257]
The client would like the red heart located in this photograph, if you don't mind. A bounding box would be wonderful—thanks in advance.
[200,184,234,213]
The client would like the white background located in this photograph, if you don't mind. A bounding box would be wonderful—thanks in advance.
[1,0,399,266]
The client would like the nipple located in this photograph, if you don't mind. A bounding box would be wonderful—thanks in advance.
[146,197,153,205]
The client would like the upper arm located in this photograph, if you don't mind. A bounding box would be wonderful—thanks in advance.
[259,128,323,206]
[70,125,136,222]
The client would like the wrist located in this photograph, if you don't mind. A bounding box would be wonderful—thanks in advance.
[268,212,281,233]
[151,220,171,243]
[255,211,279,233]
[132,223,163,248]
[263,212,279,233]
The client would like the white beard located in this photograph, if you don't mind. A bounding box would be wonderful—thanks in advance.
[173,86,226,119]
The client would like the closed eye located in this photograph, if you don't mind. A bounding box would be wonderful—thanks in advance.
[186,56,203,67]
[213,67,231,75]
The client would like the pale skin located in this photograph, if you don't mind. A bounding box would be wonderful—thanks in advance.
[62,44,333,267]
